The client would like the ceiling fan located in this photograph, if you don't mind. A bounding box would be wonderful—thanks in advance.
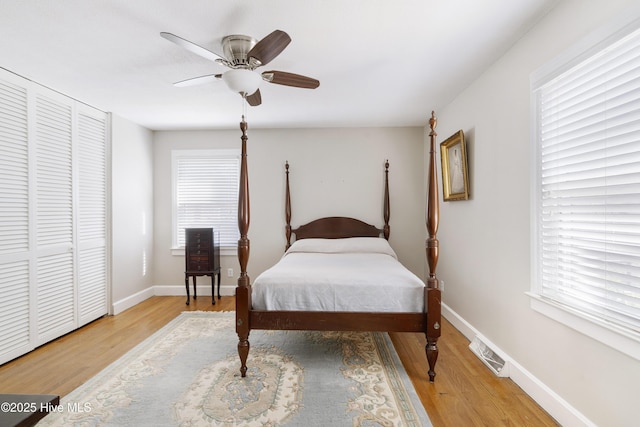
[160,29,320,106]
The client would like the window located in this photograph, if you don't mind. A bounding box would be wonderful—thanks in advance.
[172,149,240,251]
[531,22,640,360]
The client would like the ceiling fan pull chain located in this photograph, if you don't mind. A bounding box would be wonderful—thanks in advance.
[242,94,248,120]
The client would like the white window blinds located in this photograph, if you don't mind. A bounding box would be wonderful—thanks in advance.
[533,27,640,337]
[173,150,240,248]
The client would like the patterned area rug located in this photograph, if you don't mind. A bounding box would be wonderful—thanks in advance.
[37,312,432,426]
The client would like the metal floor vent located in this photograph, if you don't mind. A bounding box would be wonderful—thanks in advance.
[469,336,509,377]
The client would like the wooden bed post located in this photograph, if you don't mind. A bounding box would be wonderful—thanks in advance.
[383,160,390,240]
[236,116,251,377]
[285,161,292,249]
[425,111,442,382]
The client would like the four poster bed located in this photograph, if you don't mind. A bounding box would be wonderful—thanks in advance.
[235,112,442,381]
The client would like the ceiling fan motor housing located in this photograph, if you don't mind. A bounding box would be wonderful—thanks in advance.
[221,35,258,68]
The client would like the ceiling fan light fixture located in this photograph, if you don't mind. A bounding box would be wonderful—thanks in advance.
[222,69,261,96]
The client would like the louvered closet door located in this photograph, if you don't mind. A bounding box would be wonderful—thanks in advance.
[34,90,76,344]
[77,106,108,324]
[0,69,109,364]
[0,73,31,363]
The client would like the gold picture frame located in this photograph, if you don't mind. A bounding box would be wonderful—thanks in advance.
[440,130,469,201]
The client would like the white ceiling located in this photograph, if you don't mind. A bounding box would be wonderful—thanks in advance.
[1,0,559,130]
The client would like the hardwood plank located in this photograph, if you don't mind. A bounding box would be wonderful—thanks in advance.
[389,321,559,426]
[0,296,558,426]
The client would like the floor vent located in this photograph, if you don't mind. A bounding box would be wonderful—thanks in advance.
[469,335,509,377]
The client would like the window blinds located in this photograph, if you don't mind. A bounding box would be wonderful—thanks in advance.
[175,152,240,248]
[534,28,640,335]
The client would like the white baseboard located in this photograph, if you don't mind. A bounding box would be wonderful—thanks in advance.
[112,287,155,315]
[112,284,236,314]
[442,303,596,427]
[152,284,236,297]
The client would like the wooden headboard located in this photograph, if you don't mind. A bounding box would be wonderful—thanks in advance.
[285,160,391,248]
[292,216,383,240]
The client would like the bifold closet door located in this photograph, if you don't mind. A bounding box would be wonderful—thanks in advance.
[0,69,109,364]
[76,108,108,325]
[33,90,76,344]
[0,72,31,363]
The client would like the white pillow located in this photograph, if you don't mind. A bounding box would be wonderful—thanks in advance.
[286,237,397,259]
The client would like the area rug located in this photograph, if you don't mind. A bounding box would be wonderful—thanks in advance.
[37,311,432,427]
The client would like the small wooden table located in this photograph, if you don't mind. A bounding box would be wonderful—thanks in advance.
[0,394,60,427]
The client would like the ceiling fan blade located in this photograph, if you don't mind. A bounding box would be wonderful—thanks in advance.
[247,30,291,66]
[173,74,222,87]
[160,32,223,63]
[262,71,320,89]
[246,89,262,106]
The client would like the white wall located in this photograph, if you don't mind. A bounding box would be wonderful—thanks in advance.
[435,1,639,426]
[153,126,426,293]
[111,114,155,312]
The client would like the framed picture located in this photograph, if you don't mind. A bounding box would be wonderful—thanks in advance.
[440,130,469,201]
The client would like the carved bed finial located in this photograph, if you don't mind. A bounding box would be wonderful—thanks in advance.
[429,111,437,133]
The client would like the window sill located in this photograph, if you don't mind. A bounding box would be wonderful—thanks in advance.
[171,247,237,257]
[527,292,640,361]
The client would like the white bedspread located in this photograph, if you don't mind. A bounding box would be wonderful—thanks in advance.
[251,237,425,312]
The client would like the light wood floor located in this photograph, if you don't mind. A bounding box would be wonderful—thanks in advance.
[0,296,558,426]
